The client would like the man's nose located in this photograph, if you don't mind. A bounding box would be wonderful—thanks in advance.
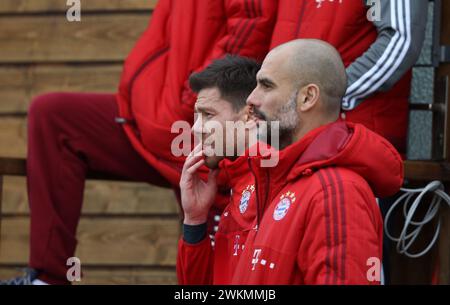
[246,88,257,107]
[246,88,261,108]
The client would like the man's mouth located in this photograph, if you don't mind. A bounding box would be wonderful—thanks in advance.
[202,140,216,156]
[248,105,266,122]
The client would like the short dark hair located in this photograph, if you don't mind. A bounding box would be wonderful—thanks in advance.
[189,55,261,111]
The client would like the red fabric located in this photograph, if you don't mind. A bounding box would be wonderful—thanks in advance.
[25,0,413,285]
[116,0,278,186]
[344,94,410,158]
[270,0,411,154]
[177,121,404,285]
[27,93,171,284]
[116,0,409,193]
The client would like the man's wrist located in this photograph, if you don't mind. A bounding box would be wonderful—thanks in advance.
[183,214,208,226]
[183,222,207,244]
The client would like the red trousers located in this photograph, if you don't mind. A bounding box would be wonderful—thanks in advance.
[27,93,171,284]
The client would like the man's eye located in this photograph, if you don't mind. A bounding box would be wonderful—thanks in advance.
[205,113,214,118]
[260,83,271,89]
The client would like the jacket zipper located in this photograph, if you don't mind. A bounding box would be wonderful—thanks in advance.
[128,46,170,101]
[263,170,270,214]
[247,157,271,234]
[248,157,260,231]
[120,46,170,136]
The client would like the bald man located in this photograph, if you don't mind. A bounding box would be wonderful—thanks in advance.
[248,39,348,149]
[177,39,403,285]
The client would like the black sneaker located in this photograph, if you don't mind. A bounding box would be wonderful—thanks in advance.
[0,268,39,285]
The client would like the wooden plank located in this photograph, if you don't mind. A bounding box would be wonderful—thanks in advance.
[0,64,122,114]
[438,203,450,284]
[440,0,450,161]
[0,175,3,248]
[0,14,150,63]
[75,267,177,285]
[2,117,450,181]
[0,157,172,184]
[0,117,26,158]
[0,266,177,285]
[0,217,180,266]
[437,0,450,284]
[389,214,437,284]
[0,158,26,176]
[0,0,157,13]
[441,0,450,46]
[436,68,450,161]
[2,176,179,216]
[404,160,450,182]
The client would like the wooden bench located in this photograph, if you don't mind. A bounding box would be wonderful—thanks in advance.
[0,0,449,285]
[0,156,181,284]
[0,157,449,284]
[0,0,183,285]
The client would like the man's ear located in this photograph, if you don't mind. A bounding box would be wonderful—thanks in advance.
[298,84,320,112]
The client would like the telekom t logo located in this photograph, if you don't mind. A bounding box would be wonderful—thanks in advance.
[251,249,262,271]
[233,235,241,256]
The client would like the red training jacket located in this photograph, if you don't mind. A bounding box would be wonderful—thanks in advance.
[116,0,424,191]
[177,121,404,284]
[116,0,277,186]
[270,0,427,154]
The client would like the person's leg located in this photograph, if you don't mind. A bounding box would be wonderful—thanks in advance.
[27,92,169,284]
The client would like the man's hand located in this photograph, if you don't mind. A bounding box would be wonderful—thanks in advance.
[180,144,219,225]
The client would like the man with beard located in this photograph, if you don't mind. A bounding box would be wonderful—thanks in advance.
[0,0,276,285]
[177,39,404,284]
[177,54,268,285]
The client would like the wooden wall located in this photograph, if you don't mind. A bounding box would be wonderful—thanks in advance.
[1,0,448,286]
[436,0,450,284]
[0,0,182,284]
[388,1,450,285]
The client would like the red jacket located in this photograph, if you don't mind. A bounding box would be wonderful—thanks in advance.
[270,0,427,155]
[116,0,424,188]
[177,121,404,284]
[115,0,277,186]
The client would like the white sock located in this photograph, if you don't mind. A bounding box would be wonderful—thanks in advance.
[32,279,49,285]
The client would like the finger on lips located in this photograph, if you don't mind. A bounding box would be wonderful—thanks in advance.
[187,159,205,174]
[183,144,205,170]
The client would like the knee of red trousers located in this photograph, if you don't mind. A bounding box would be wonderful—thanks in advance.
[28,93,67,130]
[29,93,64,117]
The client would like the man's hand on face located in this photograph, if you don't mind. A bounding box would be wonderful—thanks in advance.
[180,143,219,225]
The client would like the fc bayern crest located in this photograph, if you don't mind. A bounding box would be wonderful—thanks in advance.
[273,192,296,221]
[239,185,255,214]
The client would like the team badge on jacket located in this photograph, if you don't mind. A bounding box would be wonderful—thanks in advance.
[273,192,296,221]
[239,185,255,214]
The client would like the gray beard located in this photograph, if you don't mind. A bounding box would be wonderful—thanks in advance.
[260,90,300,150]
